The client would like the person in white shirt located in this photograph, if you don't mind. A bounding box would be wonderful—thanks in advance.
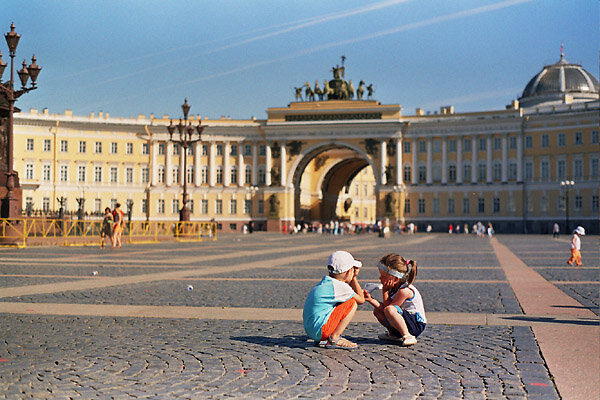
[567,226,585,267]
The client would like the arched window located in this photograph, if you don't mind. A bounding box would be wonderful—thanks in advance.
[245,165,252,185]
[230,165,238,184]
[216,166,223,184]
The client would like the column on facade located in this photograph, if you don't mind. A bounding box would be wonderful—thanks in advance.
[426,137,432,184]
[238,142,245,187]
[380,139,387,185]
[471,137,477,184]
[280,141,286,186]
[441,137,447,185]
[265,142,272,186]
[395,138,402,186]
[486,136,492,183]
[166,142,173,186]
[517,134,523,182]
[194,141,202,187]
[411,140,417,185]
[224,141,230,187]
[252,142,258,185]
[209,141,216,187]
[501,134,508,183]
[456,136,463,184]
[151,142,159,186]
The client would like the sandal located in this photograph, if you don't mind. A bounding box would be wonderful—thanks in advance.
[325,336,357,349]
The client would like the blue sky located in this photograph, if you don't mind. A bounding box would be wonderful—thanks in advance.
[3,0,598,119]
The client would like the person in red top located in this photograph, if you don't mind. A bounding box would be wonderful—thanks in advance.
[112,203,125,248]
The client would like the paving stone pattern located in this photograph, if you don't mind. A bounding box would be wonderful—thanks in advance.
[1,233,595,398]
[0,316,558,400]
[496,235,599,316]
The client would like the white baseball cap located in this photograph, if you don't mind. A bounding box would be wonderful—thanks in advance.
[327,251,362,274]
[574,226,585,235]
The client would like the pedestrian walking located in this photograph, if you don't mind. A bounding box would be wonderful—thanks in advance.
[553,223,560,238]
[363,253,427,346]
[567,226,585,267]
[112,203,125,248]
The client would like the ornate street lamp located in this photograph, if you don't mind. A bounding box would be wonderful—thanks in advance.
[166,99,204,222]
[560,180,575,233]
[0,23,42,218]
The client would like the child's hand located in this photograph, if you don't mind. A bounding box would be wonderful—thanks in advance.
[353,266,360,279]
[363,289,372,301]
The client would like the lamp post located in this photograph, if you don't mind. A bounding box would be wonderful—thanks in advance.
[560,180,574,233]
[0,23,41,218]
[167,99,204,222]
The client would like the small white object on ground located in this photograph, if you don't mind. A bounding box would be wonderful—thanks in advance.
[364,282,383,293]
[187,285,194,291]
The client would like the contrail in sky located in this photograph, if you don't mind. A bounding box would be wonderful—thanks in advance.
[84,0,534,111]
[171,0,536,87]
[53,0,410,84]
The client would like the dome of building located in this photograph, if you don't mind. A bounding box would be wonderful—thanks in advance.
[518,53,599,108]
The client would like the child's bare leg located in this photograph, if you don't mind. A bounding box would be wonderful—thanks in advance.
[372,306,388,328]
[383,305,410,337]
[329,301,358,347]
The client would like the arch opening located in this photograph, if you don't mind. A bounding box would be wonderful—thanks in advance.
[291,143,376,225]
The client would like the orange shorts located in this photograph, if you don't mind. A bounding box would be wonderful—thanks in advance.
[320,297,356,341]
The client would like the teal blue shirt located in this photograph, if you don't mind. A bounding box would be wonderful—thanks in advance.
[303,276,354,341]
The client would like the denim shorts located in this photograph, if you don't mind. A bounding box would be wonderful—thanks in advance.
[387,305,426,337]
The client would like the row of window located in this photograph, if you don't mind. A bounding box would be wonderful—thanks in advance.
[401,130,598,153]
[26,138,147,155]
[24,156,598,185]
[25,196,263,217]
[23,163,269,185]
[27,130,599,159]
[25,138,274,158]
[404,195,599,215]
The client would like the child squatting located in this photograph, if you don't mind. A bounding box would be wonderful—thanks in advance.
[303,251,427,349]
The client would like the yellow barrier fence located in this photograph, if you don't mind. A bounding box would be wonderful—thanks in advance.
[0,218,217,247]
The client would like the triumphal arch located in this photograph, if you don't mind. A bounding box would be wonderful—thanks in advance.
[260,64,406,230]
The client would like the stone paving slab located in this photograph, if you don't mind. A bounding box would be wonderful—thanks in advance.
[0,279,521,314]
[0,233,597,399]
[0,315,558,400]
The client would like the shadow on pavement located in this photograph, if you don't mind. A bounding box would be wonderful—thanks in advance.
[501,315,599,326]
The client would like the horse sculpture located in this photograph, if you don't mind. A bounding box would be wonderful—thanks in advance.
[304,82,315,102]
[314,81,324,101]
[323,80,334,100]
[348,80,355,100]
[294,87,303,101]
[367,84,374,99]
[356,81,365,100]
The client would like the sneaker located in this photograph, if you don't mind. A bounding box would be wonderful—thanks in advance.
[378,333,403,342]
[402,335,417,346]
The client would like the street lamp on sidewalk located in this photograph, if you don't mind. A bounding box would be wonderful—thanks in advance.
[0,23,42,218]
[560,180,575,233]
[167,99,204,222]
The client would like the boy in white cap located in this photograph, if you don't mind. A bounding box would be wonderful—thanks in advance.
[303,251,365,349]
[567,226,585,267]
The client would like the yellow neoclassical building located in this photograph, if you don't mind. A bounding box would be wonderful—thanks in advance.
[13,54,600,234]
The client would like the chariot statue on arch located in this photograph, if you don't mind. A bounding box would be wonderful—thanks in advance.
[294,56,374,102]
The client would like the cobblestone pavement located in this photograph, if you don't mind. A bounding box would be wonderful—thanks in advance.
[0,233,597,399]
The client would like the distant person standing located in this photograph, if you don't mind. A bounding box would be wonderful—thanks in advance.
[487,222,494,238]
[553,223,560,238]
[112,203,125,248]
[100,207,114,248]
[567,226,585,267]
